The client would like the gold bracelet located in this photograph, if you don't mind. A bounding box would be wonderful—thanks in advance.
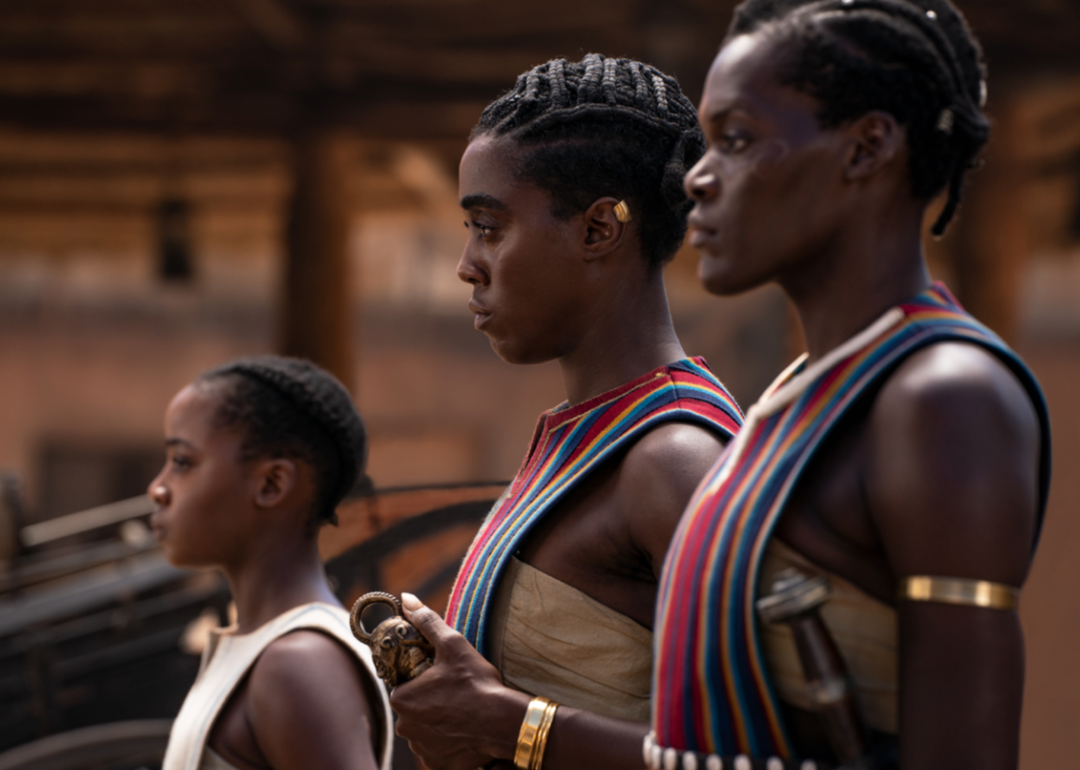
[530,699,558,770]
[898,575,1019,610]
[513,696,551,770]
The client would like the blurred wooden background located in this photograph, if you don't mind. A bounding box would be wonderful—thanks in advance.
[0,1,1077,766]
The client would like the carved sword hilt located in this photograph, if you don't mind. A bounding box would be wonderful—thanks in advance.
[350,591,435,688]
[757,568,872,768]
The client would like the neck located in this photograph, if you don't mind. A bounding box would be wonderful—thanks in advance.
[781,206,930,362]
[223,529,337,634]
[558,271,686,405]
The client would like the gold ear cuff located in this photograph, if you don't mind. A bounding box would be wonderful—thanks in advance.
[898,576,1019,610]
[614,200,632,223]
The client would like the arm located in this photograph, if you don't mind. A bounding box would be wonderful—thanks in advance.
[245,630,382,770]
[622,423,730,591]
[867,342,1040,770]
[391,423,726,770]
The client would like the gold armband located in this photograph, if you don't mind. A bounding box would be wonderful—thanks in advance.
[898,576,1019,610]
[514,696,559,770]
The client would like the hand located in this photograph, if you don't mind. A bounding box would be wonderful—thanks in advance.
[390,593,530,770]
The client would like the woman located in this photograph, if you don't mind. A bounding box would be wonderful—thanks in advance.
[152,356,392,770]
[388,54,744,770]
[649,2,1051,769]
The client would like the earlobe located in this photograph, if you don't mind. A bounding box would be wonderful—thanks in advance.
[845,111,902,182]
[254,459,297,509]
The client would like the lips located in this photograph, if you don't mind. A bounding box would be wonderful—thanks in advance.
[689,224,720,251]
[468,299,492,329]
[687,208,716,236]
[149,512,166,541]
[688,228,712,249]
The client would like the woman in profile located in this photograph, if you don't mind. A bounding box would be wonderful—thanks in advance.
[388,54,744,770]
[151,356,392,770]
[649,1,1051,768]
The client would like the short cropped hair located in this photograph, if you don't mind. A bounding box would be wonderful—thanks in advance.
[197,356,366,527]
[474,53,705,269]
[728,0,989,235]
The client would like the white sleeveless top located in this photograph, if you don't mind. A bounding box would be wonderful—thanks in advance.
[162,602,393,770]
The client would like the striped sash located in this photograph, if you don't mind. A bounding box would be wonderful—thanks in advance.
[446,357,744,655]
[652,283,1051,759]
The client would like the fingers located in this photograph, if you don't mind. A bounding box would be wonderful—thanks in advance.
[401,592,464,653]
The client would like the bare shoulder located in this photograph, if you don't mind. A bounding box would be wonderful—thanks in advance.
[246,629,380,770]
[249,629,360,692]
[620,422,727,503]
[616,422,728,567]
[866,341,1041,584]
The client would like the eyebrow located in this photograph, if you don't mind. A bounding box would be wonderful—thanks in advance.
[164,438,195,450]
[460,193,507,211]
[703,105,735,125]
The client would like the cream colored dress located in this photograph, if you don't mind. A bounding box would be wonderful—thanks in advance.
[758,539,899,733]
[162,602,393,770]
[488,557,653,722]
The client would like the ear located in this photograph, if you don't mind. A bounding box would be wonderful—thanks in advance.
[252,458,298,510]
[844,111,903,182]
[580,197,629,261]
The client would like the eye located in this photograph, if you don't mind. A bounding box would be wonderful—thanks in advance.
[718,129,751,154]
[381,638,394,649]
[170,455,192,471]
[465,219,495,240]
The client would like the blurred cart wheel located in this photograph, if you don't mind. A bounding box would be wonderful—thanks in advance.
[0,720,171,770]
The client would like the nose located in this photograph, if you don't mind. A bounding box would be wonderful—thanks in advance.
[148,478,170,507]
[684,155,719,202]
[456,243,489,287]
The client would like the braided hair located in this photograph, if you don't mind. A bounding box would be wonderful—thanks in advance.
[197,356,366,528]
[474,53,705,269]
[728,0,989,235]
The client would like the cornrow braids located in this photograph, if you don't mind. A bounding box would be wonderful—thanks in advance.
[473,53,706,269]
[197,356,366,528]
[728,0,990,235]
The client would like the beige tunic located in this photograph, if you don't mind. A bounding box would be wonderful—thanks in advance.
[162,602,393,770]
[758,539,899,733]
[488,557,653,722]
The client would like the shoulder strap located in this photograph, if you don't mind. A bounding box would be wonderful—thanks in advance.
[653,283,1051,759]
[447,358,743,656]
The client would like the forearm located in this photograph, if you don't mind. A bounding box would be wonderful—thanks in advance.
[531,706,649,770]
[899,604,1024,770]
[456,684,649,770]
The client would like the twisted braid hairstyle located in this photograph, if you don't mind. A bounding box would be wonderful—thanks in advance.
[728,0,989,235]
[474,53,705,269]
[197,356,366,528]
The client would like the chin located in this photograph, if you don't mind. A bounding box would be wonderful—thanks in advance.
[489,336,557,367]
[698,260,750,297]
[159,543,202,570]
[697,246,779,297]
[159,546,185,568]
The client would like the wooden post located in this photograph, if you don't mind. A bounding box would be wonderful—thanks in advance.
[280,130,354,390]
[948,96,1028,343]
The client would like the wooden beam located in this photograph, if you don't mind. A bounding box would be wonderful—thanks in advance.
[224,0,309,52]
[279,131,354,390]
[0,91,495,139]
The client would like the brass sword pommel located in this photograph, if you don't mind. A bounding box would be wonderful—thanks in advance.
[350,591,435,688]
